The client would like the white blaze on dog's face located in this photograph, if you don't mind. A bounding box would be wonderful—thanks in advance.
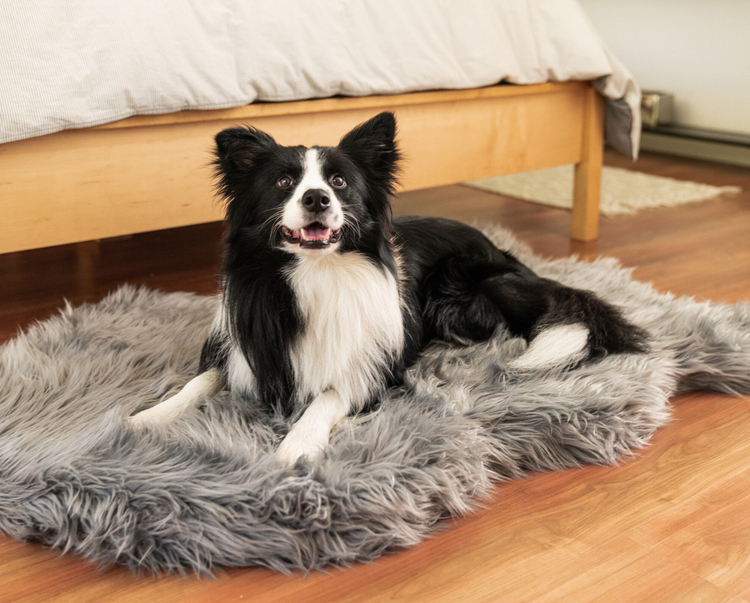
[279,148,346,257]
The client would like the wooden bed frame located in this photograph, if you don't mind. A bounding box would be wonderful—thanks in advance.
[0,81,604,255]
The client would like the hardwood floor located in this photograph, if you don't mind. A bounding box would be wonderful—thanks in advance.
[1,150,748,602]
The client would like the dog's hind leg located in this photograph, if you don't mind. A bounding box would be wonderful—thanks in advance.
[130,368,224,427]
[423,255,649,370]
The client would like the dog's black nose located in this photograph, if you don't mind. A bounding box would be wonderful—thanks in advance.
[301,189,331,213]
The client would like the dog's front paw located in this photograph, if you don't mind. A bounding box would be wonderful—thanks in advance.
[129,403,177,428]
[131,371,224,429]
[275,428,326,467]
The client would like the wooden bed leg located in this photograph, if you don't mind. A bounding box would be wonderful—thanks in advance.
[571,86,605,242]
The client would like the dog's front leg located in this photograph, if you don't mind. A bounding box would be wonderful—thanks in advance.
[130,368,224,427]
[276,389,349,467]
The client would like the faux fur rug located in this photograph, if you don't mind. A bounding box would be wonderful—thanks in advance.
[465,166,741,215]
[1,226,749,575]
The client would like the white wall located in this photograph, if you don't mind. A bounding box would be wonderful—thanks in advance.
[578,0,750,136]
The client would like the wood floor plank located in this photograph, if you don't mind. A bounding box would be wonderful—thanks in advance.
[533,533,738,603]
[629,467,750,599]
[513,393,750,545]
[0,149,748,601]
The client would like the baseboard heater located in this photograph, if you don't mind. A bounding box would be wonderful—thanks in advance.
[640,90,750,167]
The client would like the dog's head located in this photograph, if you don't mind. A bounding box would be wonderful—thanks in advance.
[214,112,400,257]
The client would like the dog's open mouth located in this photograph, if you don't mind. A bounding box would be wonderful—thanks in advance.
[281,223,342,249]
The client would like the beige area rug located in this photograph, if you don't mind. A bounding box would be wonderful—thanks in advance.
[464,165,741,216]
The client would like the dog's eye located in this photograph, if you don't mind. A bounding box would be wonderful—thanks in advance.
[330,175,346,189]
[277,176,294,189]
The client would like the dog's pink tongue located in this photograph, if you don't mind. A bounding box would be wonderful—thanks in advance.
[302,226,330,241]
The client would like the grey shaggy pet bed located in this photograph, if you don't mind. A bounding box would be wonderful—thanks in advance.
[1,226,749,575]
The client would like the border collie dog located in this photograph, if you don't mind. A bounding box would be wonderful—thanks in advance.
[131,112,648,466]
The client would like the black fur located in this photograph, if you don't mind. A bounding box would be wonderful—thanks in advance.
[208,112,649,416]
[394,216,648,372]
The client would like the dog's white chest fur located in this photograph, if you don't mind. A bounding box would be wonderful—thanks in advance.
[284,250,403,407]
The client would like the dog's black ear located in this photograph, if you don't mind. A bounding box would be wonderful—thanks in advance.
[339,112,400,175]
[214,126,276,172]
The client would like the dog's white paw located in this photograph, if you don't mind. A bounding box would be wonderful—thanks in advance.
[131,370,224,429]
[130,402,181,428]
[274,389,348,467]
[275,426,327,467]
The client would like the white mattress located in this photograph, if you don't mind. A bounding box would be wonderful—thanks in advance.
[0,0,640,155]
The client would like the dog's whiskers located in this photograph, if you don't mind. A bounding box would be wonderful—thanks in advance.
[343,213,362,239]
[262,208,286,243]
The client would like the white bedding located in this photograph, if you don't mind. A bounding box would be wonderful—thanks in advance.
[0,0,640,155]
